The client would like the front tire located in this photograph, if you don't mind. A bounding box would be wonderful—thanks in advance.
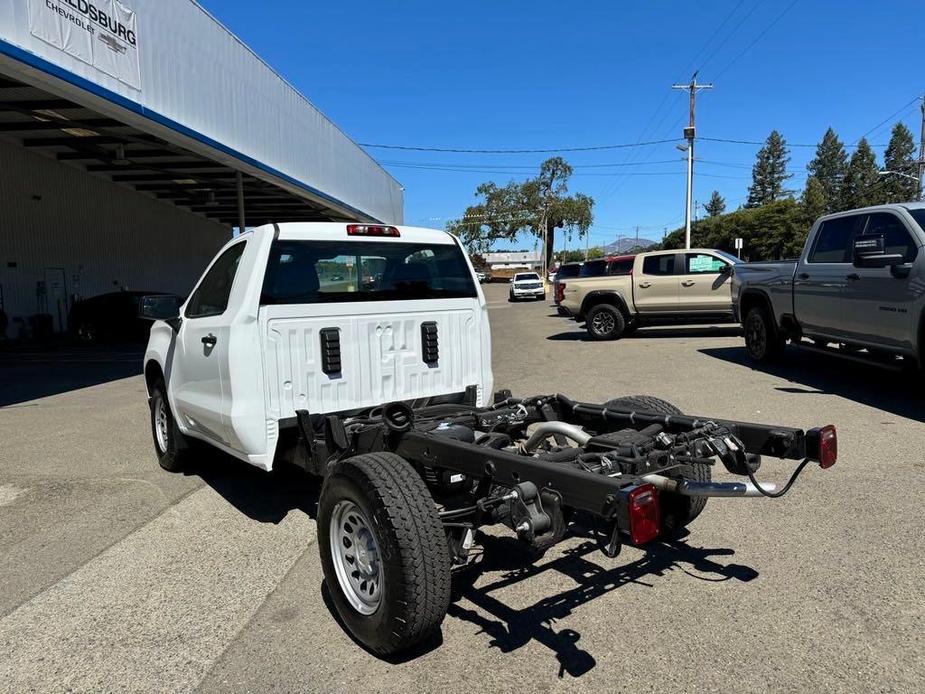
[586,304,626,341]
[744,306,784,363]
[149,379,192,472]
[318,453,451,656]
[604,395,710,535]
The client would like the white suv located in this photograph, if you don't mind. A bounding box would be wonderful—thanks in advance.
[508,272,545,301]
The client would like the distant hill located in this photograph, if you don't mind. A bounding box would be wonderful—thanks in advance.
[603,237,658,254]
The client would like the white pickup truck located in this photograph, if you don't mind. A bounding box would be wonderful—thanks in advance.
[142,222,836,656]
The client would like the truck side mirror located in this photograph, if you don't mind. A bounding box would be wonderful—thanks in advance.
[852,234,904,268]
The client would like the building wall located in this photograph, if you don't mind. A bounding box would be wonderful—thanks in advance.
[0,139,230,335]
[0,0,403,223]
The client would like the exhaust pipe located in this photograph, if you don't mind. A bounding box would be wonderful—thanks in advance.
[642,474,777,498]
[521,422,591,453]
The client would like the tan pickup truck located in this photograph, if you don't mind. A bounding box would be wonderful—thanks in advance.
[557,248,740,340]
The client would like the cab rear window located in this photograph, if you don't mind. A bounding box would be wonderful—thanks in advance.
[260,240,478,304]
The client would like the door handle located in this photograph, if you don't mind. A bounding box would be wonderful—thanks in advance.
[846,273,861,281]
[797,272,810,280]
[638,281,651,288]
[201,333,217,347]
[681,280,695,287]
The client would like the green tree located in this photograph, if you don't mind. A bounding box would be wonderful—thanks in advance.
[447,157,593,271]
[558,249,586,263]
[800,176,828,225]
[704,190,726,217]
[468,253,489,272]
[881,123,918,202]
[662,199,806,260]
[587,247,605,259]
[746,130,793,208]
[839,138,880,210]
[806,127,848,212]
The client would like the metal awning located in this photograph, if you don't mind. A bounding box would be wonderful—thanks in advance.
[0,75,351,228]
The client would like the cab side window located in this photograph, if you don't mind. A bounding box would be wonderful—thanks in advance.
[864,213,918,262]
[186,242,247,318]
[642,254,675,276]
[808,216,863,263]
[684,253,727,274]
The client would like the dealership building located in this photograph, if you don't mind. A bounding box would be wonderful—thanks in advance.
[0,0,402,336]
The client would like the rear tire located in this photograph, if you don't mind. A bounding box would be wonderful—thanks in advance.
[744,306,784,363]
[149,379,192,472]
[604,395,710,535]
[318,453,451,656]
[586,304,626,341]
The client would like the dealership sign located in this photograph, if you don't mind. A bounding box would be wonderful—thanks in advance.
[28,0,140,89]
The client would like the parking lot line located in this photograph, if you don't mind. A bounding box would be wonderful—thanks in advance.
[0,486,314,693]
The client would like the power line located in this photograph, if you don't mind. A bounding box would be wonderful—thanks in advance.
[699,136,887,148]
[380,158,683,170]
[697,0,767,74]
[712,0,801,80]
[684,0,749,75]
[358,138,678,154]
[854,95,922,143]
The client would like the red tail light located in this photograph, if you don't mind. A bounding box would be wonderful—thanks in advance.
[555,282,566,303]
[346,224,400,237]
[627,483,660,545]
[809,424,837,469]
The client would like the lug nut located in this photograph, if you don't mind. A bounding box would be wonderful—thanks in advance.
[515,521,531,533]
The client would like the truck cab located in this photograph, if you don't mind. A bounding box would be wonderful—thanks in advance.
[143,223,493,470]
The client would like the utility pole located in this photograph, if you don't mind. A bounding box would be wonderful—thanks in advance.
[672,72,713,249]
[634,225,639,251]
[918,93,925,201]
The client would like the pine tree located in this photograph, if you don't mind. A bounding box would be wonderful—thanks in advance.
[882,123,918,202]
[746,130,793,208]
[705,190,726,217]
[839,138,880,210]
[800,176,827,225]
[806,127,848,212]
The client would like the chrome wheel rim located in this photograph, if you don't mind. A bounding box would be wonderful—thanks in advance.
[591,311,615,335]
[747,315,767,357]
[329,500,382,615]
[153,394,169,453]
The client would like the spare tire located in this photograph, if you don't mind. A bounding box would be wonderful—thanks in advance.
[604,395,710,535]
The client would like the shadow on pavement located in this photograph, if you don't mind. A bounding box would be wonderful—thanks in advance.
[0,342,143,407]
[186,451,757,675]
[700,345,923,423]
[189,450,319,524]
[547,324,742,342]
[448,529,756,679]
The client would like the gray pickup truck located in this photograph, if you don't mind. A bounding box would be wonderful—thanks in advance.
[732,202,925,369]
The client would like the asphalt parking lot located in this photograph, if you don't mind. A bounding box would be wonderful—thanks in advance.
[1,282,923,693]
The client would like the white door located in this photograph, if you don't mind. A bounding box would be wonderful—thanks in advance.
[171,241,247,443]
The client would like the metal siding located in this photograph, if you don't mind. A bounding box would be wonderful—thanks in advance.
[0,138,229,332]
[0,0,403,224]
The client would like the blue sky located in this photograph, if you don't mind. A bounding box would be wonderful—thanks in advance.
[199,0,924,251]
